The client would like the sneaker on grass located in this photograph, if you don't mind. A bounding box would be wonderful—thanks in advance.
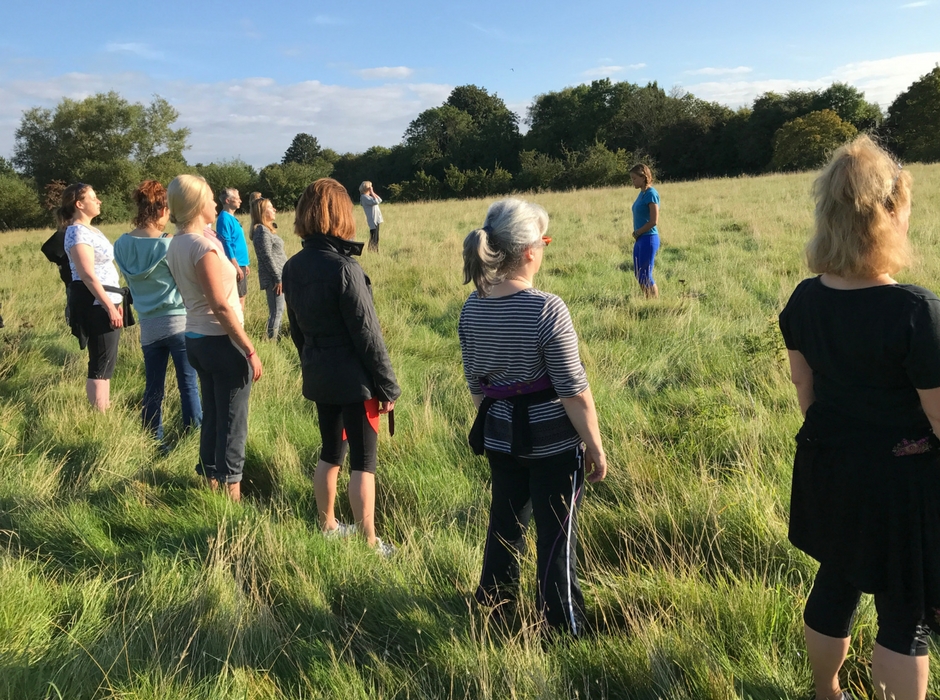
[373,538,396,558]
[322,522,356,538]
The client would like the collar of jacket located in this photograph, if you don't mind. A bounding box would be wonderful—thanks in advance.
[301,233,364,257]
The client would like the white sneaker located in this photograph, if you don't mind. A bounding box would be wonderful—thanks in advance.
[322,522,356,538]
[373,538,396,558]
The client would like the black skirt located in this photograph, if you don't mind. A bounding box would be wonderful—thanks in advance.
[789,407,940,633]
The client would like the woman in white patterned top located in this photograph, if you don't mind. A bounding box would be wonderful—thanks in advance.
[459,198,607,635]
[61,183,124,411]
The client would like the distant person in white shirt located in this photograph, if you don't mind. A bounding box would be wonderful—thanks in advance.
[359,181,383,252]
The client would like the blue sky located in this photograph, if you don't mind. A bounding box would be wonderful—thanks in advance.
[2,0,939,167]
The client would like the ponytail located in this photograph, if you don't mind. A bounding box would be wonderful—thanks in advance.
[463,227,506,297]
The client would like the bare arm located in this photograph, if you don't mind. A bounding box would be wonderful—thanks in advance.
[787,350,814,417]
[633,203,660,238]
[917,387,940,437]
[70,243,123,328]
[559,387,607,483]
[195,250,262,381]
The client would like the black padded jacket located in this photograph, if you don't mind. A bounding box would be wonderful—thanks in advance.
[283,233,400,405]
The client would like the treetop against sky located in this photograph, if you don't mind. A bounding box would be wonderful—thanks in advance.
[2,0,939,166]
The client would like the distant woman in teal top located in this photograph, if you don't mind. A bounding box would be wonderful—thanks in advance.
[630,163,660,299]
[114,181,202,445]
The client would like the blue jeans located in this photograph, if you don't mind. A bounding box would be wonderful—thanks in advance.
[142,332,202,441]
[265,288,285,339]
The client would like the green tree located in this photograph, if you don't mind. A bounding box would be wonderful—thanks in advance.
[258,161,334,210]
[0,174,45,231]
[885,66,940,163]
[737,89,819,172]
[771,110,857,172]
[811,83,882,131]
[282,133,323,165]
[194,160,258,207]
[12,92,190,196]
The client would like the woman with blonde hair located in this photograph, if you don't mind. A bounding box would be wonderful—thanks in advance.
[283,178,400,555]
[779,135,940,700]
[359,180,383,252]
[165,174,262,501]
[629,163,660,298]
[249,196,288,339]
[459,198,607,635]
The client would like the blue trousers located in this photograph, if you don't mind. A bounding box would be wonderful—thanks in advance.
[141,331,202,441]
[633,233,660,287]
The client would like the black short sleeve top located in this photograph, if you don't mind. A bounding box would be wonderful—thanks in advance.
[779,276,940,429]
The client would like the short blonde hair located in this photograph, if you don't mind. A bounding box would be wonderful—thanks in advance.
[359,181,372,194]
[806,135,913,278]
[168,174,213,232]
[295,178,356,240]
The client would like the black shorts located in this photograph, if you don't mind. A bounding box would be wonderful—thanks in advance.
[316,401,378,473]
[87,323,120,379]
[237,267,249,297]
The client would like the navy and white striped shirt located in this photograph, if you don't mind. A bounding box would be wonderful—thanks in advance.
[458,288,589,457]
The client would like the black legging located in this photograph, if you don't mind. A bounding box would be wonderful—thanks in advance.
[804,563,929,656]
[315,401,378,473]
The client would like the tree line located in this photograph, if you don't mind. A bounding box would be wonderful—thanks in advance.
[1,66,939,230]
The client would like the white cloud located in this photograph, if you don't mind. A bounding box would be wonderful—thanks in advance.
[685,66,753,76]
[581,63,645,78]
[104,43,164,61]
[832,52,940,105]
[356,66,415,80]
[684,52,940,108]
[0,72,452,167]
[900,1,930,7]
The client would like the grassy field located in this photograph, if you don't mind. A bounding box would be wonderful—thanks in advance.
[2,167,940,700]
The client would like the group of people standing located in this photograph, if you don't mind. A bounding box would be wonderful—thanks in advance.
[40,140,940,699]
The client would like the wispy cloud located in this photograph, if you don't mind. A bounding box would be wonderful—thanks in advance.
[581,63,645,78]
[313,15,346,25]
[685,66,753,76]
[240,19,262,40]
[0,72,451,166]
[900,1,930,7]
[469,22,514,42]
[356,66,414,80]
[104,43,164,61]
[684,52,940,108]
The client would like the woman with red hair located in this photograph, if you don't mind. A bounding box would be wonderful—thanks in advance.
[114,181,202,446]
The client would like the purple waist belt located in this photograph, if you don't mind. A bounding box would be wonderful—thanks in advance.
[480,374,554,400]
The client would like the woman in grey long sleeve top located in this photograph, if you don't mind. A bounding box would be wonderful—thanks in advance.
[359,180,383,252]
[250,197,289,339]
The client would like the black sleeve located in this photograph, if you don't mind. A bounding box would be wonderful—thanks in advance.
[904,297,940,389]
[282,262,305,355]
[339,264,401,402]
[779,278,812,351]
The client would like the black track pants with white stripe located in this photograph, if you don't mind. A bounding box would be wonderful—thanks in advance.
[476,445,586,634]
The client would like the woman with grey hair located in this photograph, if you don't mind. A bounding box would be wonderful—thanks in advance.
[458,198,607,635]
[359,181,383,252]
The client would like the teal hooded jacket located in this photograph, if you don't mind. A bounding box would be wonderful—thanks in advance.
[113,234,186,320]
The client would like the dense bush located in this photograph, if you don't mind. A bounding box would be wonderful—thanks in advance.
[885,66,940,163]
[0,173,46,231]
[257,161,334,210]
[194,159,258,206]
[771,110,857,172]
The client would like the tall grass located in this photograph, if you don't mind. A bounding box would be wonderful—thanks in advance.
[1,167,939,699]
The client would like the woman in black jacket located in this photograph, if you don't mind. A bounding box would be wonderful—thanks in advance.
[283,178,401,556]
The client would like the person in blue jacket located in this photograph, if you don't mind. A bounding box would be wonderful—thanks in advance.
[630,163,660,299]
[114,181,202,444]
[216,188,250,311]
